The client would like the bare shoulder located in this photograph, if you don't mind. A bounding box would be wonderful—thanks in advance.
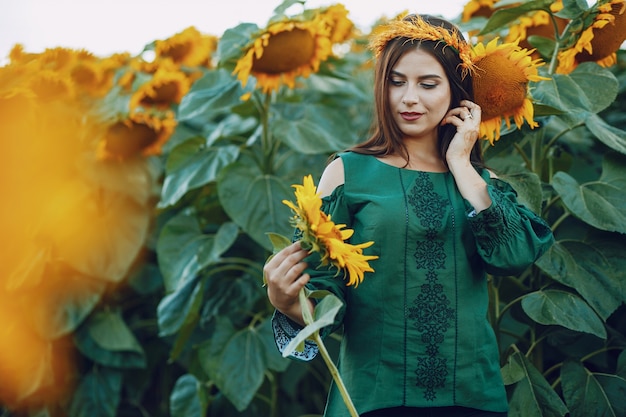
[487,169,498,179]
[318,157,345,197]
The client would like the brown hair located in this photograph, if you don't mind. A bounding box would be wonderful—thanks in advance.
[351,14,484,168]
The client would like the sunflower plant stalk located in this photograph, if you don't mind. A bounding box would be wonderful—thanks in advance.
[267,175,378,417]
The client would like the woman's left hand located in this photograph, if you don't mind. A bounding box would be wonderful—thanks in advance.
[441,99,481,164]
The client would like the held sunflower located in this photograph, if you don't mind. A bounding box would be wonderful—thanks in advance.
[471,38,549,144]
[233,18,333,94]
[282,175,378,287]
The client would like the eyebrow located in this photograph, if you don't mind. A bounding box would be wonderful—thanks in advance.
[390,70,443,80]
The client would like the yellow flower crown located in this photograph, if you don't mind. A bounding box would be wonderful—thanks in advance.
[369,14,477,77]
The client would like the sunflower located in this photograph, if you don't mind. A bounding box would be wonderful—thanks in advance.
[97,111,177,160]
[233,17,333,94]
[128,67,190,112]
[27,70,75,102]
[154,26,218,68]
[318,4,355,44]
[282,175,378,287]
[505,1,567,56]
[471,38,549,143]
[461,0,503,23]
[557,0,626,73]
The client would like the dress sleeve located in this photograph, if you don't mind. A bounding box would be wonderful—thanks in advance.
[466,178,554,275]
[272,184,351,361]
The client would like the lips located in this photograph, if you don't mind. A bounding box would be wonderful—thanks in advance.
[400,112,422,121]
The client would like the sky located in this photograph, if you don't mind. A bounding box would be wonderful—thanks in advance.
[0,0,468,59]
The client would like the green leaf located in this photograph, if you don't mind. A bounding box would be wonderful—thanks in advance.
[68,368,122,417]
[557,0,590,18]
[157,275,202,337]
[500,171,543,214]
[536,239,625,320]
[282,292,343,358]
[170,374,209,417]
[584,114,626,155]
[197,222,239,268]
[271,102,361,154]
[160,141,240,208]
[521,290,606,339]
[177,69,249,125]
[156,210,215,292]
[214,23,259,68]
[257,318,290,372]
[569,63,619,113]
[561,360,626,417]
[32,270,106,339]
[479,0,553,35]
[198,318,267,411]
[73,310,146,369]
[217,162,293,251]
[617,351,626,379]
[501,352,527,385]
[533,64,618,115]
[266,232,292,253]
[507,350,569,417]
[552,153,626,233]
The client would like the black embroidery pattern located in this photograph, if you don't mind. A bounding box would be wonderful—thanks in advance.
[407,173,455,401]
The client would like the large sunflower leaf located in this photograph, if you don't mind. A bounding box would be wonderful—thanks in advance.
[521,289,606,339]
[170,374,210,417]
[156,212,209,293]
[500,171,543,215]
[536,239,625,320]
[271,102,361,154]
[159,142,239,208]
[217,161,293,251]
[533,63,618,115]
[68,368,122,417]
[507,350,569,417]
[479,0,554,35]
[198,317,266,412]
[156,275,202,338]
[177,69,248,125]
[30,269,106,339]
[552,153,626,233]
[74,310,146,369]
[561,360,626,417]
[214,23,259,69]
[584,114,626,155]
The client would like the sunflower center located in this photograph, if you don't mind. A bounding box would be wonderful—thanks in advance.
[140,83,179,107]
[252,28,316,74]
[163,43,192,64]
[473,54,528,119]
[104,121,158,158]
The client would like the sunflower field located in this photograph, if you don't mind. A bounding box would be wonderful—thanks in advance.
[1,0,625,416]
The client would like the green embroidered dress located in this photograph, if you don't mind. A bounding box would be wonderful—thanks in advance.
[273,152,554,416]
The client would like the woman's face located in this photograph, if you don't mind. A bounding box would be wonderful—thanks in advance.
[388,47,451,142]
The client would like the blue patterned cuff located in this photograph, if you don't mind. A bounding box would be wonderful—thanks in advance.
[271,311,319,361]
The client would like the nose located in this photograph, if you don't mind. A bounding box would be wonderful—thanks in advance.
[401,87,419,105]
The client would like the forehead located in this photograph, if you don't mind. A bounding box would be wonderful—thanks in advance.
[391,48,446,76]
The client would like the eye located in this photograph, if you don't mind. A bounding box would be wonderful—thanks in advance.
[420,82,438,89]
[389,78,405,86]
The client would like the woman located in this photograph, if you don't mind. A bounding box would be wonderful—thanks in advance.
[264,14,554,417]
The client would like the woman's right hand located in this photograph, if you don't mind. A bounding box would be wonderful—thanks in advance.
[264,241,311,324]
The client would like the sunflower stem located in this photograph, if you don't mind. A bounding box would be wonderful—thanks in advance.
[312,332,359,417]
[298,288,359,416]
